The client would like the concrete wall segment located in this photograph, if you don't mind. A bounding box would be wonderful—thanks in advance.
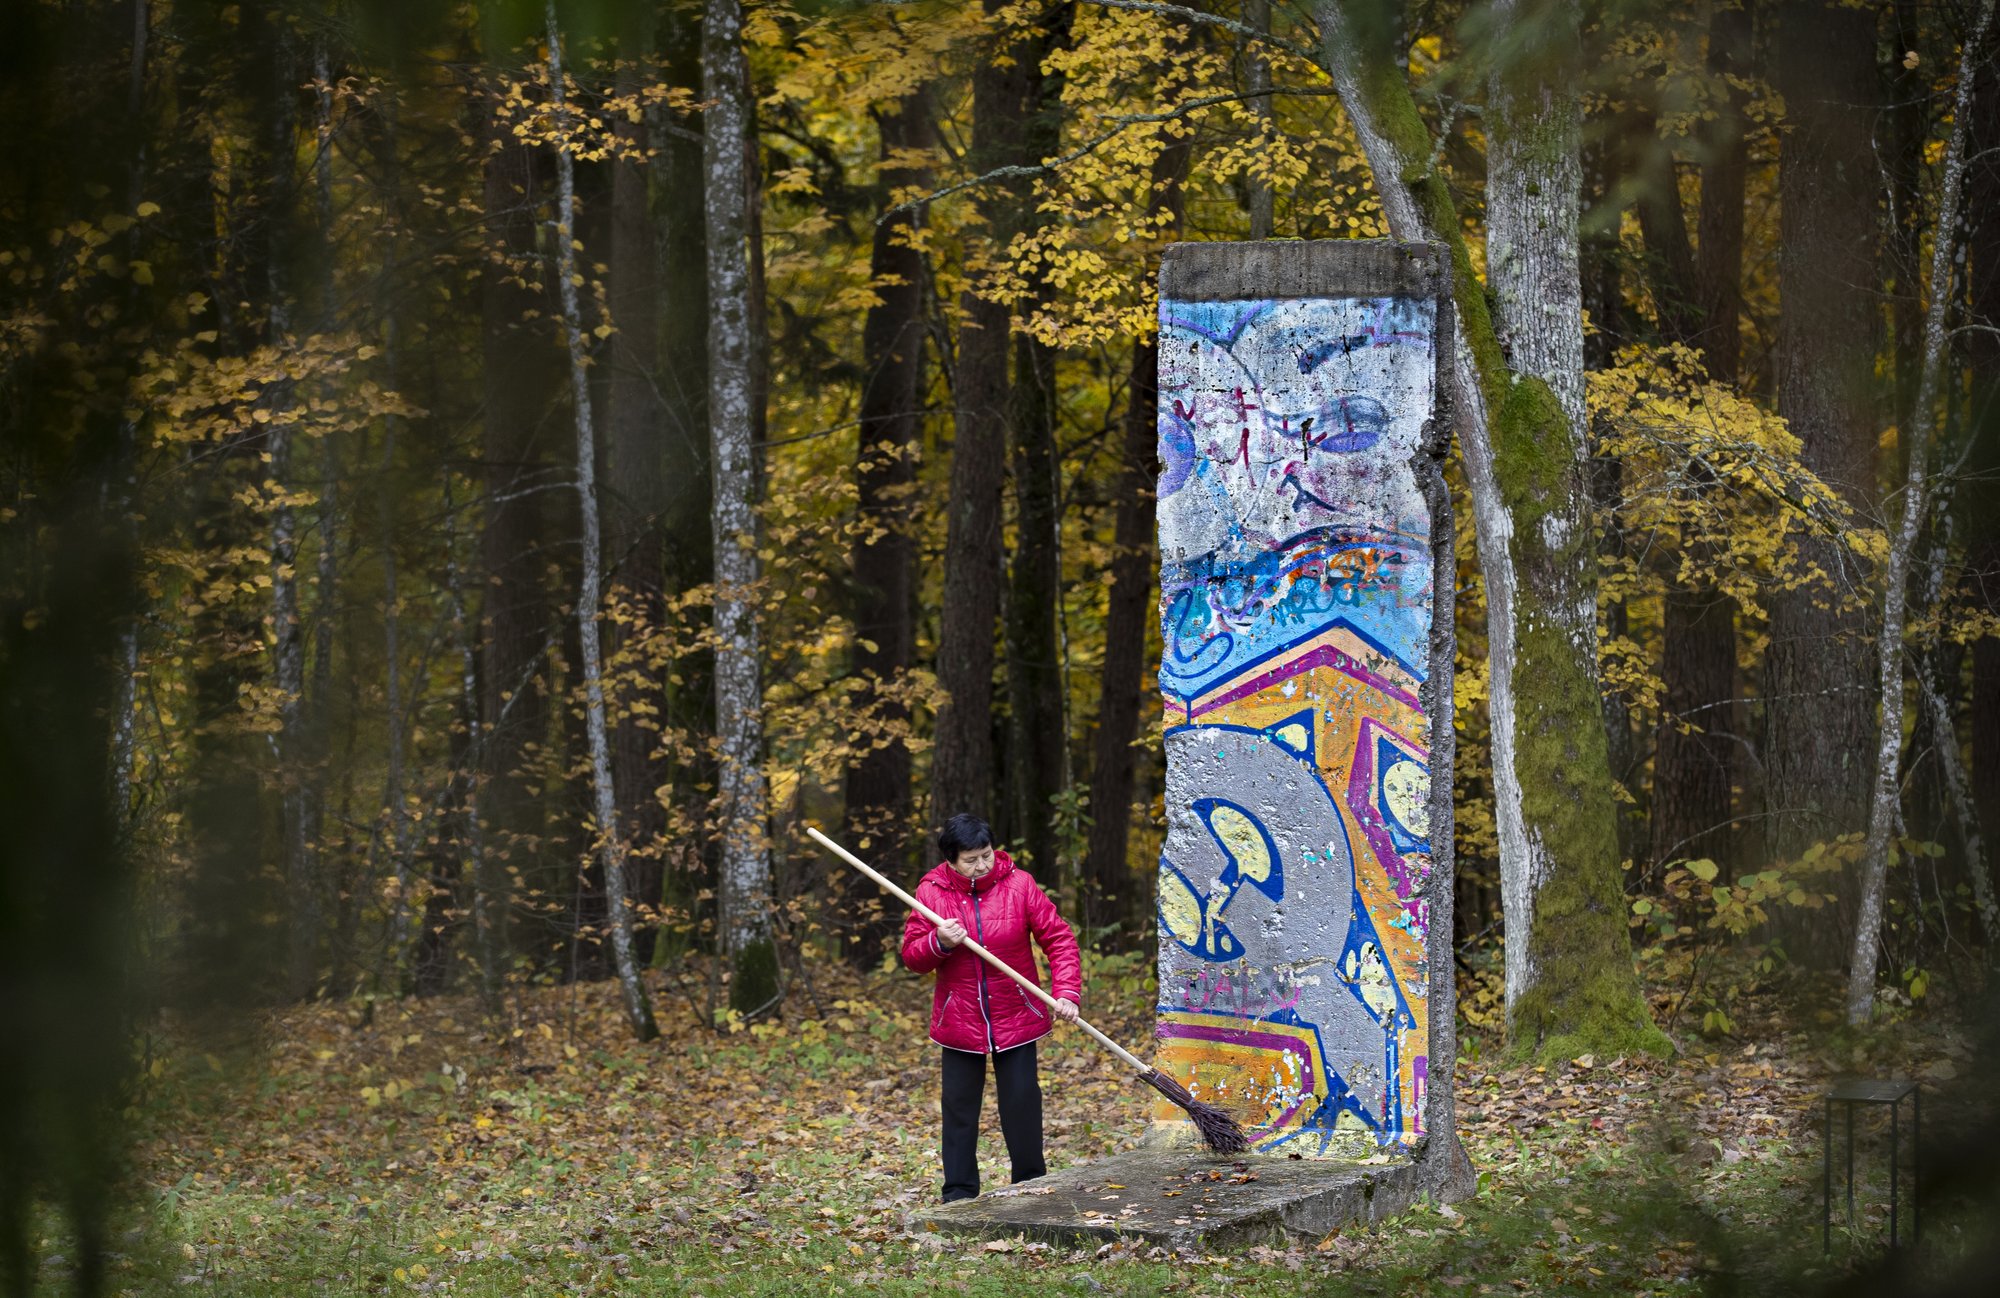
[1151,240,1462,1191]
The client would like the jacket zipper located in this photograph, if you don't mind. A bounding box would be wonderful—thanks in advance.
[970,885,996,1052]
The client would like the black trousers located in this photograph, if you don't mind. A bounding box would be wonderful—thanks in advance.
[940,1041,1045,1202]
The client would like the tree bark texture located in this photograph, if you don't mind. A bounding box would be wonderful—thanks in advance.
[1887,0,1929,439]
[476,94,558,1002]
[1083,126,1191,941]
[1693,2,1750,384]
[1244,0,1274,239]
[1483,0,1655,1055]
[1763,0,1880,912]
[842,89,932,965]
[1007,323,1066,876]
[546,2,658,1040]
[1845,0,1996,1025]
[1322,0,1664,1061]
[1968,22,2000,928]
[255,37,320,999]
[1632,6,1750,873]
[654,4,716,942]
[704,0,778,1016]
[930,0,1042,830]
[605,4,669,965]
[1581,132,1640,864]
[1003,4,1076,881]
[377,325,416,987]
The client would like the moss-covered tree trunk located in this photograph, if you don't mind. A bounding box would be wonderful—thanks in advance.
[1321,0,1664,1059]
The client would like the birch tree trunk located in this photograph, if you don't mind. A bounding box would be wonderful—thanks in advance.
[544,1,658,1041]
[1321,0,1664,1057]
[1846,0,1997,1024]
[705,0,778,1017]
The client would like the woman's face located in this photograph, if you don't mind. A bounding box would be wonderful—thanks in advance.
[950,845,996,881]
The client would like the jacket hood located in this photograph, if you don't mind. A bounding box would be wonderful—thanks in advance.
[923,847,1016,895]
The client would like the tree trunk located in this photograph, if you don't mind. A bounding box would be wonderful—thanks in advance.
[705,0,777,1017]
[377,324,415,986]
[545,1,659,1040]
[1644,3,1749,874]
[1084,128,1191,942]
[1651,588,1737,868]
[841,88,932,965]
[605,4,669,966]
[1007,324,1065,876]
[476,82,558,1008]
[1846,0,1995,1024]
[1244,0,1274,239]
[1321,0,1665,1060]
[447,473,490,994]
[1694,3,1751,383]
[930,0,1036,829]
[1083,336,1158,941]
[1002,5,1075,883]
[655,2,715,958]
[1763,0,1880,941]
[1968,10,2000,940]
[256,36,320,1000]
[1581,128,1638,865]
[303,38,342,971]
[1483,0,1655,1055]
[1886,0,1929,440]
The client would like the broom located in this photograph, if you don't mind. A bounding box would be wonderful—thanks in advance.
[805,826,1248,1155]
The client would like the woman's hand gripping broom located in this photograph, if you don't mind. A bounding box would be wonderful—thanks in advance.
[805,826,1249,1155]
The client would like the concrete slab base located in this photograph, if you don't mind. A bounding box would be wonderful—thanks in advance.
[913,1147,1425,1250]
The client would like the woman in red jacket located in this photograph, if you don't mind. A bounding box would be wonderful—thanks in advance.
[901,814,1083,1203]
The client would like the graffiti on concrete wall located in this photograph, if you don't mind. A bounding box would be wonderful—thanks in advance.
[1153,291,1440,1155]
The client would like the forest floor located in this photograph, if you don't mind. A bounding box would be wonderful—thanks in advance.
[40,953,1994,1297]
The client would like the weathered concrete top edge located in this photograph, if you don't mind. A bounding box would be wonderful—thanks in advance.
[1160,239,1446,303]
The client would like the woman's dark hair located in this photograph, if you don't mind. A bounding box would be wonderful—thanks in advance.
[938,813,994,862]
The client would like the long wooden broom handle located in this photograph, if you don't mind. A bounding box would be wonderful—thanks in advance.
[806,826,1152,1075]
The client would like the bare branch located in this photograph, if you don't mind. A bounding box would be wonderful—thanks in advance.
[879,86,1338,223]
[1081,0,1322,61]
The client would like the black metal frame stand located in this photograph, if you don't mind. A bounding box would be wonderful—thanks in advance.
[1822,1078,1919,1253]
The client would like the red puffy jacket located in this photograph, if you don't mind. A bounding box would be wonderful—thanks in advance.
[900,850,1083,1054]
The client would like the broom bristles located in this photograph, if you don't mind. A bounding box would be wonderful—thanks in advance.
[1141,1068,1250,1154]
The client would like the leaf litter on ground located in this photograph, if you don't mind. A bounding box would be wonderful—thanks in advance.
[46,955,1983,1297]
